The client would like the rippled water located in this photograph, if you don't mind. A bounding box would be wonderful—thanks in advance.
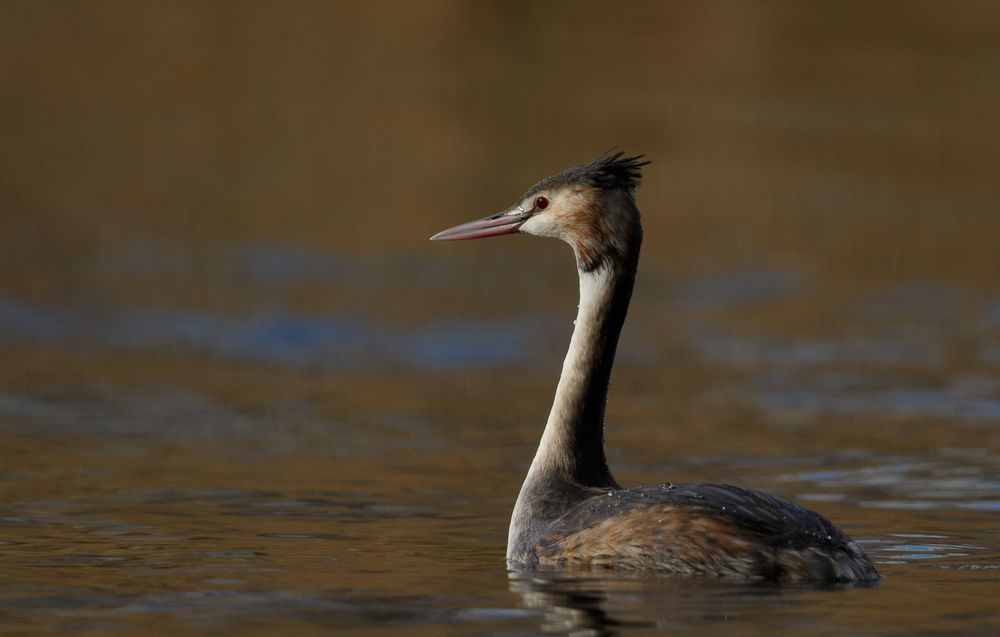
[3,2,1000,636]
[2,435,999,636]
[3,258,999,635]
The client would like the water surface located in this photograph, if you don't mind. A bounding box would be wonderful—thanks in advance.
[2,2,1000,636]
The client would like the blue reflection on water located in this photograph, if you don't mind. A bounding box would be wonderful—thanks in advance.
[403,321,524,367]
[113,308,366,366]
[0,297,526,370]
[0,297,78,339]
[757,387,1000,423]
[688,329,945,368]
[989,301,1000,327]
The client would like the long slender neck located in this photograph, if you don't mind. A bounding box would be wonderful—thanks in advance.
[506,191,642,562]
[525,240,639,490]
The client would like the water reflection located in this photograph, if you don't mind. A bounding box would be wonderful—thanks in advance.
[509,571,642,636]
[508,569,881,637]
[0,294,528,369]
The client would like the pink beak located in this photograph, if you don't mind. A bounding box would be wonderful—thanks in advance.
[430,209,532,241]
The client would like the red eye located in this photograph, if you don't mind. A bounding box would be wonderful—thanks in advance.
[534,196,549,210]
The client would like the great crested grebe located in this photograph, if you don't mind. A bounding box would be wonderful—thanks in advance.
[431,152,878,582]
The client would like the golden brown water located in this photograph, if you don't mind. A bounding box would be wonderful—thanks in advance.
[2,2,999,635]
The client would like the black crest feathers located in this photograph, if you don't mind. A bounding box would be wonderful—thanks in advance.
[581,151,649,192]
[524,151,650,198]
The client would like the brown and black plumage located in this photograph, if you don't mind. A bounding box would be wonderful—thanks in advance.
[432,152,878,583]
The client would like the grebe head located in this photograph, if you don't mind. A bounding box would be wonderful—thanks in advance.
[431,152,648,271]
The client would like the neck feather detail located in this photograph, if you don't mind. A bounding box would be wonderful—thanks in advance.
[525,216,640,489]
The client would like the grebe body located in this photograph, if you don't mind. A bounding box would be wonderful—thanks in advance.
[431,153,878,583]
[513,482,876,581]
